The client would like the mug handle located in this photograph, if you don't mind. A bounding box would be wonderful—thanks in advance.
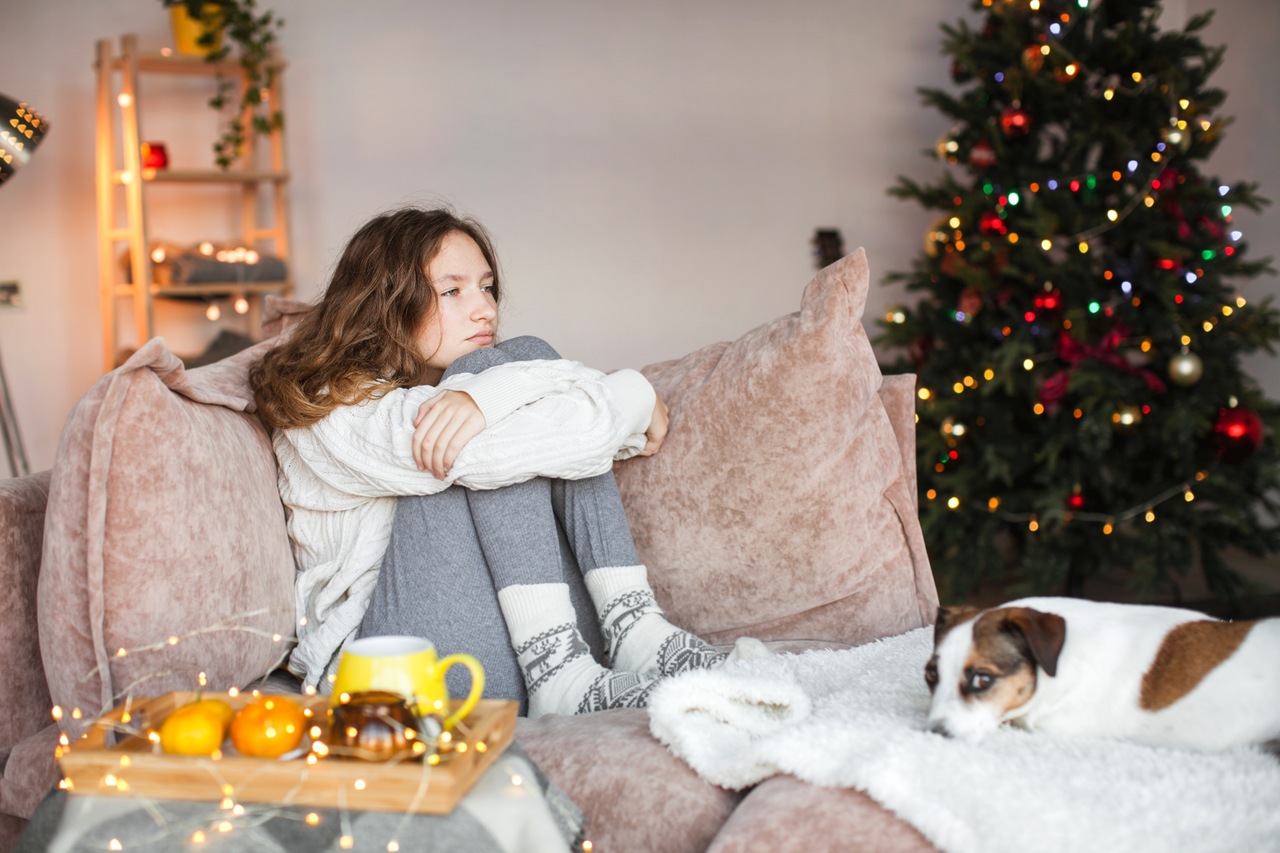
[436,653,485,730]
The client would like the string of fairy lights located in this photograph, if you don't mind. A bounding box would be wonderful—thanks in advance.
[889,0,1259,533]
[49,614,593,851]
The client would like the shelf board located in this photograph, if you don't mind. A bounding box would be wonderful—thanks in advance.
[121,168,290,184]
[131,52,285,77]
[151,281,293,298]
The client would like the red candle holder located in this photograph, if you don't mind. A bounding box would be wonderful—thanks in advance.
[140,142,169,169]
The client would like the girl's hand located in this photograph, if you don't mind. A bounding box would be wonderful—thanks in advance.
[640,394,669,457]
[412,390,486,479]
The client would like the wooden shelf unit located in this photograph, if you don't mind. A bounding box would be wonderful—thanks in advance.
[95,33,293,371]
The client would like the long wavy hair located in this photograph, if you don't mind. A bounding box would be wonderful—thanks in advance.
[251,207,502,430]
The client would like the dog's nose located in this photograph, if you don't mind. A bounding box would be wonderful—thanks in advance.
[929,721,952,738]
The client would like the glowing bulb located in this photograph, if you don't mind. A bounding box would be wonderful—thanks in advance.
[234,296,250,314]
[947,497,960,510]
[117,93,132,108]
[206,303,221,321]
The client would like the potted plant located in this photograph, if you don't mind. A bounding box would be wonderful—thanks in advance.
[163,0,284,169]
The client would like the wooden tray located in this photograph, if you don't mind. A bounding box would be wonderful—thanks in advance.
[58,692,517,815]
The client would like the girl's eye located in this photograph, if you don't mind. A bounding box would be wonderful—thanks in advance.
[440,288,459,297]
[482,284,496,294]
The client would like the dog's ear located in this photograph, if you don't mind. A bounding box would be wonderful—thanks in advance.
[1000,608,1067,677]
[935,605,980,644]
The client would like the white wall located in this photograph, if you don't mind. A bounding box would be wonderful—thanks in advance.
[0,0,1275,473]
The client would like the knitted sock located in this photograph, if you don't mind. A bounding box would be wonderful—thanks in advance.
[585,565,731,676]
[498,583,659,718]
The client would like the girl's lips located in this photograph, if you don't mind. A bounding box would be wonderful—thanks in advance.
[469,330,494,344]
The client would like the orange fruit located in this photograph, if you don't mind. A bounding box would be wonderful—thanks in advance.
[230,695,306,758]
[192,697,236,728]
[159,701,228,756]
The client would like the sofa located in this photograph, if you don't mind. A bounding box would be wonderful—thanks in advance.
[0,249,941,852]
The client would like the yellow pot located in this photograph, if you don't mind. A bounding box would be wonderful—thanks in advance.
[170,3,225,57]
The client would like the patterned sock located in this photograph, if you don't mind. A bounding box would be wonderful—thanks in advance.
[498,583,659,718]
[585,565,730,677]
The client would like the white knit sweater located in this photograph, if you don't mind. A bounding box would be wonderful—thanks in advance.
[274,359,657,689]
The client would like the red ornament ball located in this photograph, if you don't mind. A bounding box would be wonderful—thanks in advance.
[1033,288,1062,312]
[1000,106,1033,138]
[978,210,1008,236]
[969,140,996,169]
[1212,407,1263,463]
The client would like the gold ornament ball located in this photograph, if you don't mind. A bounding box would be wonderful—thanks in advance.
[1167,351,1203,386]
[1111,404,1143,434]
[936,133,960,164]
[1161,125,1192,152]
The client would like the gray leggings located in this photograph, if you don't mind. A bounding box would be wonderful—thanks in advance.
[357,337,641,711]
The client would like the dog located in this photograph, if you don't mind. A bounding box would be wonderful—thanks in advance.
[924,597,1280,752]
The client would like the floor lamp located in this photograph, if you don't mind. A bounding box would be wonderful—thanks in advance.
[0,93,49,478]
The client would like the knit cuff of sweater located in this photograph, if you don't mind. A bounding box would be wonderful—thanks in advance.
[602,368,657,438]
[444,367,550,427]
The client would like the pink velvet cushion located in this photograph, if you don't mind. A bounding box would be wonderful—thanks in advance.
[614,249,936,646]
[38,338,295,734]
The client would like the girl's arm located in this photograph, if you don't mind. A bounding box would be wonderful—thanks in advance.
[279,358,654,502]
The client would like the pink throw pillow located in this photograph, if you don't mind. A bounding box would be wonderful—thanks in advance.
[38,338,296,732]
[614,249,937,646]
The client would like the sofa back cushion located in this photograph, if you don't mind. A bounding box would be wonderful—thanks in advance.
[39,338,295,732]
[614,249,936,646]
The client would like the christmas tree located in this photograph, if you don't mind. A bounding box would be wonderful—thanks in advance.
[876,0,1280,606]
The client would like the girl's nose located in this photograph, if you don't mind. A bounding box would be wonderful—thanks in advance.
[473,294,497,320]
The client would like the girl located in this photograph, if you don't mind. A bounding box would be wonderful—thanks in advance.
[251,207,755,717]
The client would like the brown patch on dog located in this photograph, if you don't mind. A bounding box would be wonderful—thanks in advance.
[959,610,1043,714]
[997,607,1067,677]
[1140,619,1255,711]
[934,605,981,645]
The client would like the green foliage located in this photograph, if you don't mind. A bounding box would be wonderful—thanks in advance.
[164,0,284,169]
[876,0,1280,607]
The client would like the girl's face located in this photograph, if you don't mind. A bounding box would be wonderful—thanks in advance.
[417,230,498,383]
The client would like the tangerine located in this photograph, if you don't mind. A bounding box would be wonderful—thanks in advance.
[159,701,227,756]
[192,697,236,728]
[230,695,306,758]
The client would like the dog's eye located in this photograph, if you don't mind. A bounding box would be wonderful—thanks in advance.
[924,661,939,691]
[968,671,994,693]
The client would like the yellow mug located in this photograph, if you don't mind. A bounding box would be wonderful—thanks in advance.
[331,636,485,730]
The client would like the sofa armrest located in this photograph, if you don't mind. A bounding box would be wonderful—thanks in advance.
[878,373,919,505]
[0,471,54,761]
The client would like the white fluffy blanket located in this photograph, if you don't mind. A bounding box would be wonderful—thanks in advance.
[648,628,1280,853]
